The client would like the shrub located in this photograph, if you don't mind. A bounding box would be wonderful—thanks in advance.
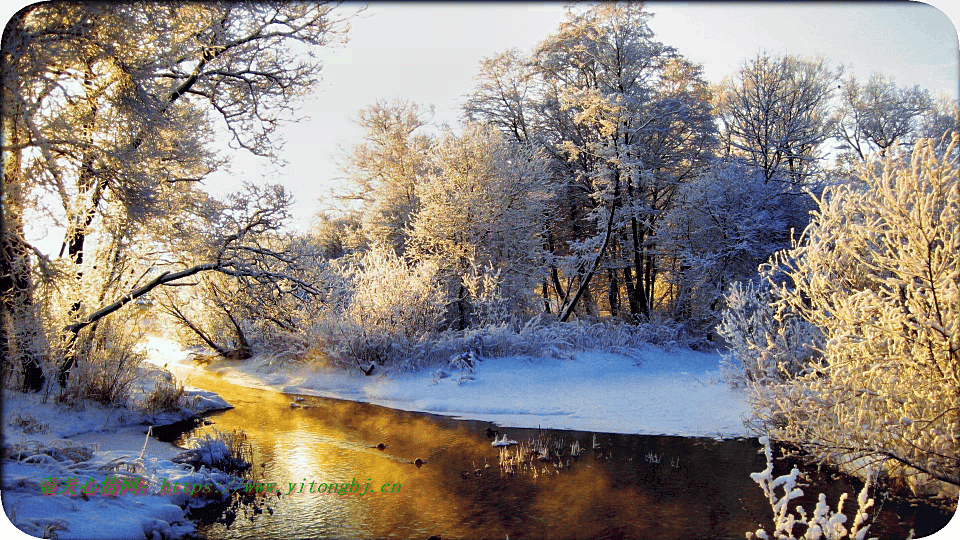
[142,374,187,414]
[60,315,146,405]
[313,247,446,370]
[174,429,253,474]
[727,136,960,496]
[717,280,823,387]
[747,436,876,540]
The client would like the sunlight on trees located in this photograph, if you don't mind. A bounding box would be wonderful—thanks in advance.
[409,124,553,328]
[312,246,446,373]
[1,2,351,395]
[723,136,960,495]
[337,99,436,254]
[3,5,958,518]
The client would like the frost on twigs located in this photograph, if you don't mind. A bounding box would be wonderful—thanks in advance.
[723,136,960,496]
[747,436,876,540]
[717,280,822,388]
[173,429,252,474]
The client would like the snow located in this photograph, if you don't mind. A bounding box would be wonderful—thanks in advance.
[148,336,752,438]
[5,336,960,539]
[2,335,747,539]
[1,352,236,540]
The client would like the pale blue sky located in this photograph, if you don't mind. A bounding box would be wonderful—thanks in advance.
[2,0,958,243]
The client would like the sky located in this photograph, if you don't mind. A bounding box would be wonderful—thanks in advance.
[202,1,960,236]
[2,0,959,243]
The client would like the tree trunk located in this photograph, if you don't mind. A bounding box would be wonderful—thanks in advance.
[541,280,551,314]
[623,266,640,318]
[1,85,46,392]
[625,171,651,319]
[558,172,620,323]
[607,268,619,317]
[547,231,566,303]
[0,231,46,392]
[643,250,657,315]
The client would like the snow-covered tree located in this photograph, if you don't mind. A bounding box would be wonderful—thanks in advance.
[919,92,960,157]
[1,2,352,394]
[833,73,931,161]
[313,209,366,259]
[409,123,553,328]
[717,53,841,186]
[338,99,436,255]
[658,160,795,331]
[529,3,715,321]
[156,184,328,361]
[730,135,960,494]
[314,246,446,372]
[463,48,536,145]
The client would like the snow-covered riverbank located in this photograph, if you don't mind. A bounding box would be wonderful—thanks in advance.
[3,335,750,539]
[145,336,752,439]
[1,361,235,539]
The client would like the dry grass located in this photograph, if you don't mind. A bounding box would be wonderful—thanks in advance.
[8,411,49,435]
[142,376,187,414]
[174,429,253,474]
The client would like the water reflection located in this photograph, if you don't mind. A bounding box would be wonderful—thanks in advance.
[166,368,949,540]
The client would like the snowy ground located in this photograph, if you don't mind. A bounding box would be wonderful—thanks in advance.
[145,336,752,439]
[1,362,236,539]
[2,336,749,539]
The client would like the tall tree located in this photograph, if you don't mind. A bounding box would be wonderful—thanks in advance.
[408,123,552,327]
[717,53,840,186]
[338,99,435,254]
[463,48,536,145]
[530,3,714,321]
[834,73,931,161]
[1,2,351,391]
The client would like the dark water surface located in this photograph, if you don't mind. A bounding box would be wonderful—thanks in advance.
[163,368,952,540]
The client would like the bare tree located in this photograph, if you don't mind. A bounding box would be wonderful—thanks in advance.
[463,48,536,145]
[834,73,931,161]
[717,53,841,186]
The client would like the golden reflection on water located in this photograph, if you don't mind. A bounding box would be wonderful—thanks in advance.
[167,367,933,540]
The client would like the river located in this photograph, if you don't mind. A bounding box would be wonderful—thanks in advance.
[159,367,952,540]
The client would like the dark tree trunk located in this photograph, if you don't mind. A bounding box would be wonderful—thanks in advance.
[547,231,566,303]
[643,250,657,315]
[623,266,640,318]
[558,171,620,323]
[625,171,651,319]
[1,87,46,392]
[542,280,551,314]
[607,268,619,317]
[1,231,46,392]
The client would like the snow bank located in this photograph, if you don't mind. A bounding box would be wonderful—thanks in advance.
[2,346,236,539]
[153,336,751,438]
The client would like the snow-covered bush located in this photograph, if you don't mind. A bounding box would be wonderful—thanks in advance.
[174,429,252,474]
[747,436,876,540]
[733,136,960,496]
[422,316,696,373]
[717,280,823,387]
[313,247,446,370]
[658,160,799,333]
[61,314,147,405]
[142,374,187,414]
